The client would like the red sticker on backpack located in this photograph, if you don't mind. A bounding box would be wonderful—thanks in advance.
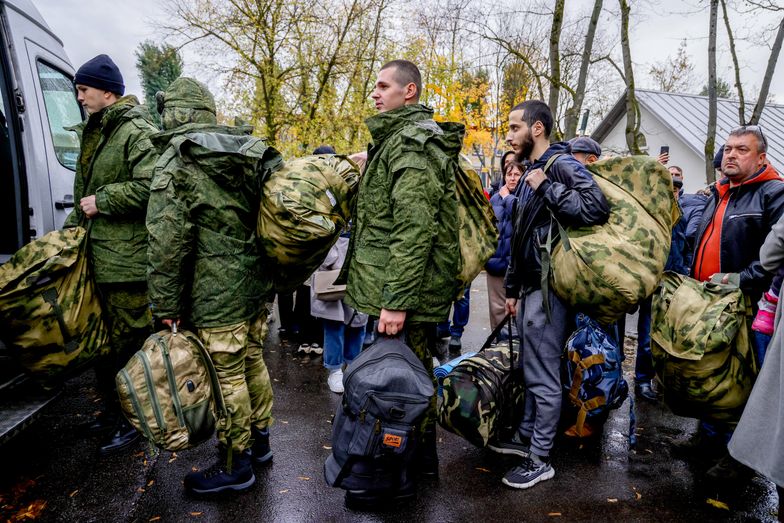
[383,433,403,448]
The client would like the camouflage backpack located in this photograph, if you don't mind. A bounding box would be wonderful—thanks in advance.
[116,327,226,451]
[0,227,109,386]
[547,155,679,325]
[437,316,525,447]
[455,155,497,294]
[257,154,361,292]
[650,272,757,424]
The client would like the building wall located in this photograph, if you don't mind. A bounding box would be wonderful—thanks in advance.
[597,106,714,194]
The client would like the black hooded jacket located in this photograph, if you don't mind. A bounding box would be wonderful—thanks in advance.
[504,142,610,296]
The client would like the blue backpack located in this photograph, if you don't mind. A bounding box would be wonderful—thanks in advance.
[563,314,633,442]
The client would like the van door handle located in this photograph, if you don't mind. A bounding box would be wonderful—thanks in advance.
[55,195,75,209]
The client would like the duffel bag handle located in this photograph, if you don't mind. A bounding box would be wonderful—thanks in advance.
[480,315,518,372]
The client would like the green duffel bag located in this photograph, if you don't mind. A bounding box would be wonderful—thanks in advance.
[650,272,757,424]
[0,227,109,386]
[116,327,226,451]
[257,154,360,292]
[437,317,525,447]
[548,155,679,325]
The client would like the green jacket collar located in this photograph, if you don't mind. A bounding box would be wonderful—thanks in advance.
[365,104,435,144]
[100,95,146,134]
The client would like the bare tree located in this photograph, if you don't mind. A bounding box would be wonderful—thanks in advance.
[563,0,603,139]
[619,0,642,154]
[749,15,784,124]
[548,0,565,134]
[705,0,719,185]
[720,0,745,124]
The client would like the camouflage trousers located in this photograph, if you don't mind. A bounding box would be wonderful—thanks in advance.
[96,282,153,409]
[405,322,438,434]
[198,310,274,452]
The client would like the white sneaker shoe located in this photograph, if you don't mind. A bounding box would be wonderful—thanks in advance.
[327,369,344,394]
[309,343,323,355]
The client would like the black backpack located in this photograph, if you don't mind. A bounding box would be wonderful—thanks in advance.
[324,337,434,493]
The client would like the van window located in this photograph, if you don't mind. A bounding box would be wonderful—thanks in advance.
[36,61,81,170]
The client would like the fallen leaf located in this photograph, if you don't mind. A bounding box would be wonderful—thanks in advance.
[143,460,148,466]
[281,420,289,424]
[634,492,642,500]
[475,467,491,473]
[273,379,279,382]
[298,476,311,481]
[279,489,289,494]
[147,480,155,487]
[191,467,199,472]
[135,451,145,458]
[322,446,332,450]
[644,449,653,454]
[137,487,146,493]
[149,517,162,522]
[607,498,618,503]
[190,511,203,516]
[69,490,79,498]
[706,498,730,510]
[547,512,562,517]
[169,455,177,463]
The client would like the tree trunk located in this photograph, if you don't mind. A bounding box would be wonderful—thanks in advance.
[548,0,565,137]
[619,0,642,154]
[750,16,784,125]
[705,0,718,185]
[720,0,745,124]
[564,0,603,139]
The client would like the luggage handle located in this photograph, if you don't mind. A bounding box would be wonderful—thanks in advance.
[479,314,518,372]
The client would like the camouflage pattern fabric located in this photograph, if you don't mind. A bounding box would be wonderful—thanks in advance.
[256,155,360,293]
[456,155,497,297]
[344,104,463,323]
[63,96,159,284]
[157,77,217,131]
[0,228,109,384]
[146,124,283,327]
[198,310,274,452]
[438,338,525,447]
[550,156,679,325]
[117,327,224,451]
[651,272,757,424]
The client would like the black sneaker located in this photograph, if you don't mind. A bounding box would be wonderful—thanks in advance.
[251,427,273,465]
[635,382,659,402]
[487,435,531,458]
[184,449,255,495]
[706,453,753,483]
[98,418,140,456]
[448,335,462,355]
[502,455,555,490]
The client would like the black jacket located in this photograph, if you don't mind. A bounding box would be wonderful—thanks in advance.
[692,165,784,300]
[505,143,610,297]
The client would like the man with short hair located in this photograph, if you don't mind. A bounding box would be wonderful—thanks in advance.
[687,125,784,481]
[65,54,159,455]
[491,100,609,490]
[343,59,463,500]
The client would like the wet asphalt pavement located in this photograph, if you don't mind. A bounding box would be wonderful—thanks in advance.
[1,275,780,522]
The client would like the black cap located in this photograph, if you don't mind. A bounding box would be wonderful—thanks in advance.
[74,54,125,96]
[569,136,602,157]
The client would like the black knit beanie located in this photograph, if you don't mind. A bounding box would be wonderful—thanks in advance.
[713,144,724,169]
[74,54,125,96]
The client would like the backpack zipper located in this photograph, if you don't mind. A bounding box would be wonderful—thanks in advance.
[157,336,186,428]
[118,368,155,442]
[138,350,167,435]
[343,352,432,386]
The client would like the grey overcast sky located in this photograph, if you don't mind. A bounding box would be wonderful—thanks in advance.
[33,0,783,108]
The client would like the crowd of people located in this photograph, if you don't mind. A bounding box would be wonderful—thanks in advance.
[63,50,783,515]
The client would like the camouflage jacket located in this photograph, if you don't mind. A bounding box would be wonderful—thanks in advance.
[146,124,282,328]
[344,104,463,323]
[64,95,159,284]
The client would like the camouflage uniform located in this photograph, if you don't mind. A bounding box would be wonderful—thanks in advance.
[146,78,282,451]
[64,96,158,402]
[344,104,463,433]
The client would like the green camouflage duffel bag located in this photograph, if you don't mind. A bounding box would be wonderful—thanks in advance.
[0,227,109,385]
[650,272,757,424]
[257,154,360,292]
[549,155,679,325]
[455,155,497,296]
[117,327,226,451]
[437,317,525,447]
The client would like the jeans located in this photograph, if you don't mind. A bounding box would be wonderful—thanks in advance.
[635,297,654,384]
[438,286,471,338]
[753,331,772,367]
[323,319,364,370]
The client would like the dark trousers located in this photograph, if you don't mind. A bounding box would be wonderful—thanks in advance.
[405,322,438,434]
[635,296,654,384]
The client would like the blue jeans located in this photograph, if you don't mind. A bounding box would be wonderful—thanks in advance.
[753,331,772,367]
[635,296,654,384]
[323,319,364,370]
[438,286,471,338]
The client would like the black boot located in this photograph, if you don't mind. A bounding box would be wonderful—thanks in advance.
[98,417,140,456]
[418,429,439,478]
[78,411,118,436]
[251,427,273,465]
[184,448,255,495]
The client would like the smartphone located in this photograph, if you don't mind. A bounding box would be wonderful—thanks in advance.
[660,145,670,155]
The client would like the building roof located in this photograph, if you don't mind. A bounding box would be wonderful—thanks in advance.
[592,89,784,172]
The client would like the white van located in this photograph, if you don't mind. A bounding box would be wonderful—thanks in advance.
[0,0,83,442]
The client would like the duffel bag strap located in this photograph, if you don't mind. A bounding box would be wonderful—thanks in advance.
[42,287,79,354]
